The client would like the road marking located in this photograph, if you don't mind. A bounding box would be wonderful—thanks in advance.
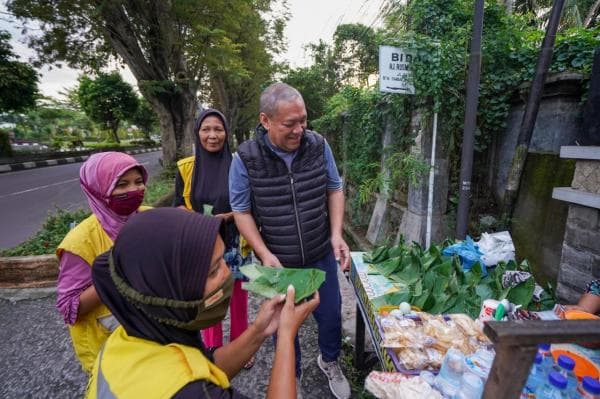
[0,178,80,199]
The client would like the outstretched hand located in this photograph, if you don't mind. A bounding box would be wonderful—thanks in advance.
[252,294,286,338]
[278,285,320,341]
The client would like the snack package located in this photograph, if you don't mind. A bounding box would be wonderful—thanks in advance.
[394,348,430,370]
[365,372,442,399]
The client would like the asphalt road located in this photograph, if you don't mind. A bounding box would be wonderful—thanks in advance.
[0,151,163,250]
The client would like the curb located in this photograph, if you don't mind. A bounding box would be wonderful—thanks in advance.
[0,147,161,174]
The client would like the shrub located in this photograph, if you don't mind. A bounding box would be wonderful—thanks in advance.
[1,208,90,256]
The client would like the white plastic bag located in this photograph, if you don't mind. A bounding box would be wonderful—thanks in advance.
[477,231,515,267]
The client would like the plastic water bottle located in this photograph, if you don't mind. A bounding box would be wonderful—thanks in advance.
[538,343,555,372]
[521,353,547,398]
[537,372,570,399]
[554,355,578,392]
[453,372,484,399]
[578,376,600,398]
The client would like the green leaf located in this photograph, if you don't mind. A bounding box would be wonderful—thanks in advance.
[371,290,412,310]
[429,293,450,314]
[369,246,389,264]
[412,289,431,309]
[387,244,405,259]
[464,264,483,288]
[412,279,423,297]
[394,260,421,285]
[507,277,535,308]
[374,256,401,276]
[432,258,453,277]
[475,283,495,301]
[422,270,438,291]
[240,264,326,302]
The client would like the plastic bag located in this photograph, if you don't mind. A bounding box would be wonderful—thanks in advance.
[477,231,515,267]
[442,236,486,276]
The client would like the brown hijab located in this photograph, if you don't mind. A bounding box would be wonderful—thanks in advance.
[92,208,223,349]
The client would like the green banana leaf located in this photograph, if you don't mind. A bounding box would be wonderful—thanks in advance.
[240,264,325,302]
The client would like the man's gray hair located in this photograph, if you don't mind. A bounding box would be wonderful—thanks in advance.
[260,82,304,117]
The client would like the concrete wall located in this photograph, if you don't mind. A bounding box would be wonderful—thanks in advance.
[493,73,585,202]
[491,73,585,286]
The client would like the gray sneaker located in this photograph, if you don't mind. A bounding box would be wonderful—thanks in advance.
[317,355,351,399]
[296,376,303,399]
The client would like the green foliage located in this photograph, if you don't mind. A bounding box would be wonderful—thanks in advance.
[10,101,94,144]
[309,0,599,222]
[131,98,158,140]
[0,30,38,113]
[1,208,90,256]
[240,264,326,302]
[364,240,553,318]
[7,0,286,165]
[77,72,138,143]
[358,152,430,205]
[143,169,175,207]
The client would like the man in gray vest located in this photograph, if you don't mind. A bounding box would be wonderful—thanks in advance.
[230,82,351,399]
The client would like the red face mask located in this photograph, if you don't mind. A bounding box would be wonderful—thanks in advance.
[108,189,145,216]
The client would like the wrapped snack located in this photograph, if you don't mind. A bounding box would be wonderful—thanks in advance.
[449,313,490,344]
[424,319,465,353]
[365,372,442,399]
[394,348,430,370]
[382,327,431,349]
[425,348,444,369]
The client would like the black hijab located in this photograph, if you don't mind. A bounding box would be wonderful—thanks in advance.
[92,208,223,349]
[190,108,232,215]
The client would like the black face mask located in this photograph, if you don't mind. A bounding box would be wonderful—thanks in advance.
[109,251,233,330]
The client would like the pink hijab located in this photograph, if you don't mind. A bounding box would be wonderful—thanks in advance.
[79,152,148,241]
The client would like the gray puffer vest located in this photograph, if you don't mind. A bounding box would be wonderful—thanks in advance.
[237,126,330,267]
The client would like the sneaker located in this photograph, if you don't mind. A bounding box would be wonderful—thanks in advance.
[317,355,351,399]
[296,376,303,399]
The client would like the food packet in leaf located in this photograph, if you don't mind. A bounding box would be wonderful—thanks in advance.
[240,264,326,302]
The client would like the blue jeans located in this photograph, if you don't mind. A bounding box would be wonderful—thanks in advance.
[274,250,342,378]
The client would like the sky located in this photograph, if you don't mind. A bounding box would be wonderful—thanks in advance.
[0,0,385,99]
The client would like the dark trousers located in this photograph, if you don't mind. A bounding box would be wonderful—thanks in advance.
[274,250,342,378]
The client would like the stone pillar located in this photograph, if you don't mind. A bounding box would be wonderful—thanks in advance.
[366,114,396,245]
[399,109,449,247]
[553,146,600,302]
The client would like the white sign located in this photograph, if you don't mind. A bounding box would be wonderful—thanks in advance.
[379,45,415,94]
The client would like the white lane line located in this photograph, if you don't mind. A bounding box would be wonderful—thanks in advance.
[0,178,80,199]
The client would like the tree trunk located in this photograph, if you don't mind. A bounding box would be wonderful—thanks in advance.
[97,3,198,167]
[584,0,600,27]
[109,120,120,143]
[144,87,196,168]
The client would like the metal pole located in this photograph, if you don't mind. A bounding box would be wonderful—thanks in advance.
[502,0,565,219]
[426,111,438,249]
[456,0,485,239]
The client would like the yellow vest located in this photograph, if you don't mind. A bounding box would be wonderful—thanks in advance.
[176,156,195,211]
[176,156,251,257]
[56,208,151,373]
[86,326,230,399]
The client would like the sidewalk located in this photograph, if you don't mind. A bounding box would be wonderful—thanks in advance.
[0,147,161,174]
[0,270,361,399]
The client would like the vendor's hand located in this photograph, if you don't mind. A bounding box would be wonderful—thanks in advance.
[278,285,319,341]
[260,252,282,268]
[251,294,286,339]
[331,234,350,271]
